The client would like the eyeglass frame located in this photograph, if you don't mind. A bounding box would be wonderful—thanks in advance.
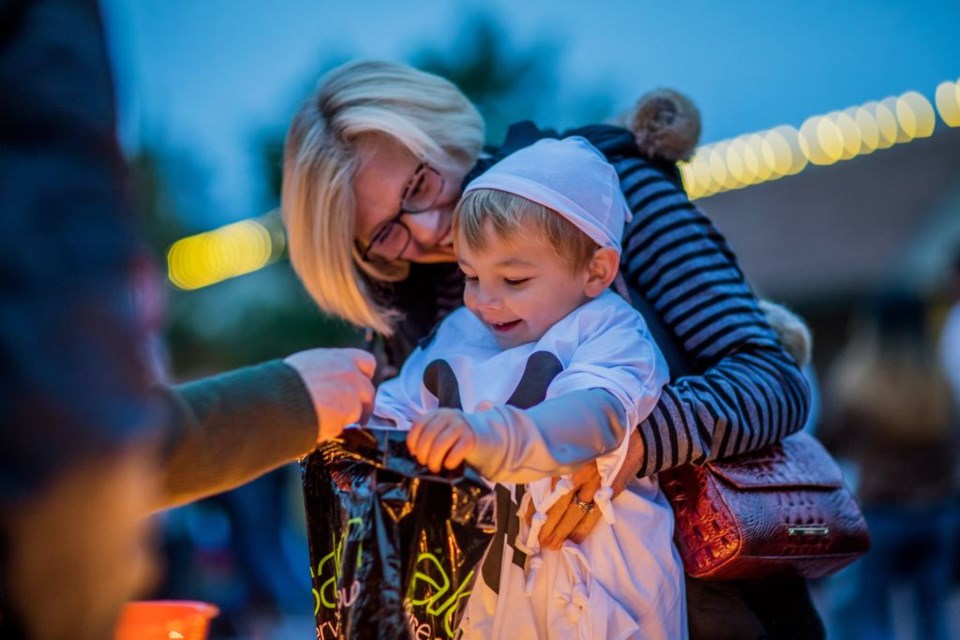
[358,162,446,264]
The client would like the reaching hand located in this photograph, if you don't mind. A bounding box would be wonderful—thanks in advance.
[283,348,376,442]
[406,408,477,473]
[527,428,645,548]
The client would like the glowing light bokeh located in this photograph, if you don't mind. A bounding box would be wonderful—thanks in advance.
[691,150,714,195]
[168,217,284,290]
[896,91,936,138]
[880,96,912,143]
[748,133,776,182]
[800,116,844,165]
[868,100,898,149]
[818,116,845,164]
[764,127,791,177]
[832,110,862,160]
[726,138,750,185]
[679,162,697,195]
[708,145,732,190]
[853,106,880,153]
[935,79,960,127]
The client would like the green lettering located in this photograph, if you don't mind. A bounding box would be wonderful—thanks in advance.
[318,550,339,609]
[409,552,450,607]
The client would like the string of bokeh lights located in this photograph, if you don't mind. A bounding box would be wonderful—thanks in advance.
[167,75,960,290]
[679,78,960,198]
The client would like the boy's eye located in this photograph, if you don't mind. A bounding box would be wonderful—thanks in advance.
[504,277,529,287]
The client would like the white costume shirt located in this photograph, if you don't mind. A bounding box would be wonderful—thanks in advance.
[374,291,687,640]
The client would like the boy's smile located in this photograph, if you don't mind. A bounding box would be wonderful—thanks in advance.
[457,220,593,350]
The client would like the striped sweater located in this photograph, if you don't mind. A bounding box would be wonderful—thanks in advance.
[377,124,810,477]
[590,126,810,476]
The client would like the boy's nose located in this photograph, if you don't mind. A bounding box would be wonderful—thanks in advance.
[474,287,502,310]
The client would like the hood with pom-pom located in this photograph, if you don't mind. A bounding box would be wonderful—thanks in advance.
[627,88,701,162]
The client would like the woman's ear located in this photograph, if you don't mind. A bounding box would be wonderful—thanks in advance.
[583,247,620,298]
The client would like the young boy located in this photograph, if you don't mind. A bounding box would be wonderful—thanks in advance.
[372,137,686,639]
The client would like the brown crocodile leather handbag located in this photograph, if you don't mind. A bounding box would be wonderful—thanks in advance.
[660,432,870,580]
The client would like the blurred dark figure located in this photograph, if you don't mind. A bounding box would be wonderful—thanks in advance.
[151,466,312,637]
[939,249,960,422]
[822,292,960,640]
[0,0,165,636]
[0,2,371,638]
[937,248,960,599]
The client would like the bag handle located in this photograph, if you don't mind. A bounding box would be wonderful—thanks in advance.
[614,273,696,380]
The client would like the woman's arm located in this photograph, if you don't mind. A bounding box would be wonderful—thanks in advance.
[156,348,374,510]
[594,131,811,475]
[155,361,318,509]
[525,124,810,544]
[490,120,809,474]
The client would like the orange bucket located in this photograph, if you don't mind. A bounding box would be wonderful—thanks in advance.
[115,600,219,640]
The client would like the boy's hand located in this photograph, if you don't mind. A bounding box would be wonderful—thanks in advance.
[406,408,477,473]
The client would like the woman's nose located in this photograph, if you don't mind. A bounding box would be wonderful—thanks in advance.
[404,208,448,245]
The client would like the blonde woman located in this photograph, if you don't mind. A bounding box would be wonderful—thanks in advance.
[283,60,819,639]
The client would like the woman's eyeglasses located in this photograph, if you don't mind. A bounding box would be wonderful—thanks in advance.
[359,163,445,264]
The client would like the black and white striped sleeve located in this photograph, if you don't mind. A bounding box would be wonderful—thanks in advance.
[611,154,811,477]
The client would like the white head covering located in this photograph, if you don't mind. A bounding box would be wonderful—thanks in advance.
[463,136,632,254]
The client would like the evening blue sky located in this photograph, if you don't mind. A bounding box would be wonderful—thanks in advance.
[101,0,960,227]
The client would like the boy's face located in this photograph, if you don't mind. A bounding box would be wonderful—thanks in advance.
[457,221,592,349]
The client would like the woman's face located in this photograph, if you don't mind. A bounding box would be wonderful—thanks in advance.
[352,135,466,264]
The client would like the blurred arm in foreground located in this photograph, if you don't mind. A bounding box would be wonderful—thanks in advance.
[0,1,368,638]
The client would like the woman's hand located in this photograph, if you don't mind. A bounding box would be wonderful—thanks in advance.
[284,348,377,442]
[529,428,645,548]
[407,408,477,473]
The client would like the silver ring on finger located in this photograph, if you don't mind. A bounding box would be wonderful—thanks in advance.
[574,497,595,513]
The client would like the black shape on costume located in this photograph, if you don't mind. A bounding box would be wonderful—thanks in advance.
[420,351,564,593]
[421,350,563,412]
[423,359,463,410]
[504,351,565,410]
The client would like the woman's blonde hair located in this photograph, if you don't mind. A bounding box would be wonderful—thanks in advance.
[454,189,599,272]
[282,60,484,335]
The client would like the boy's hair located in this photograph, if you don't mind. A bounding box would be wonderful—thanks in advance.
[454,188,599,271]
[282,60,484,336]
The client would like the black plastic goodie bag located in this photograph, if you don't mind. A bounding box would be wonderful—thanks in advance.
[302,428,494,640]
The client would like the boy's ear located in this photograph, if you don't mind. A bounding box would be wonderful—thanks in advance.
[583,247,620,298]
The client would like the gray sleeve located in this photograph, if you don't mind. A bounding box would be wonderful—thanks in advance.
[463,389,626,483]
[155,360,317,509]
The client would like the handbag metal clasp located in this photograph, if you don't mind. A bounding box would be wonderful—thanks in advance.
[787,525,830,536]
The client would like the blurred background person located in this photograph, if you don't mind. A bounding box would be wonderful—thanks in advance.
[821,292,960,640]
[939,248,960,414]
[0,0,166,635]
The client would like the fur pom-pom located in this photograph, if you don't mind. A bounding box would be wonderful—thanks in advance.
[628,89,701,162]
[760,300,813,368]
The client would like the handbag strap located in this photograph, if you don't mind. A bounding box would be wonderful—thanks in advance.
[615,273,696,380]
